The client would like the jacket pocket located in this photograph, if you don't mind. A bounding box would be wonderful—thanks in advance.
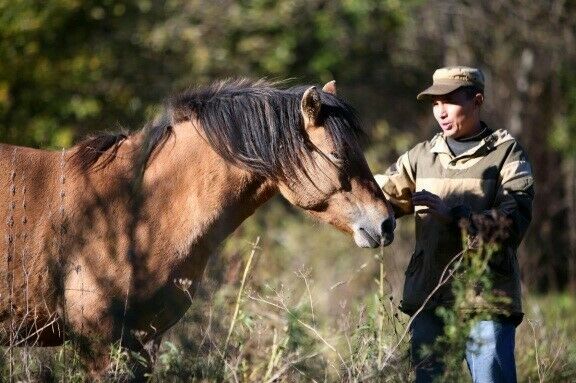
[402,250,428,314]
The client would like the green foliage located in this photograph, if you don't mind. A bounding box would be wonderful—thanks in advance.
[0,341,86,382]
[0,0,183,147]
[0,0,415,149]
[155,341,183,374]
[550,65,576,156]
[2,0,576,294]
[52,342,87,382]
[422,230,511,382]
[284,305,315,353]
[364,118,416,171]
[516,294,576,382]
[152,340,225,382]
[167,0,414,82]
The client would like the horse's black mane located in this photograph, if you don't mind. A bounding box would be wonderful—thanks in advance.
[73,79,363,180]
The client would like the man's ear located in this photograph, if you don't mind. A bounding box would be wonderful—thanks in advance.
[474,93,484,107]
[301,86,321,127]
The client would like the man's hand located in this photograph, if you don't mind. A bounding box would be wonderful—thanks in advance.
[412,189,452,223]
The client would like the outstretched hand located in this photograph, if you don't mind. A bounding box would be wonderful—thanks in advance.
[412,189,452,223]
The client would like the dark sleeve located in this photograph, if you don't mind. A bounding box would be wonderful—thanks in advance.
[490,142,534,246]
[452,141,534,246]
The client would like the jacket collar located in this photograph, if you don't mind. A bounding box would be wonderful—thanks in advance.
[430,124,514,158]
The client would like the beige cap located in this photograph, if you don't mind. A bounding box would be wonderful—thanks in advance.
[417,66,485,100]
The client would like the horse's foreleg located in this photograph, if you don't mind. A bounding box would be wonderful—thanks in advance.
[142,335,163,369]
[83,338,155,382]
[83,342,112,381]
[128,335,163,381]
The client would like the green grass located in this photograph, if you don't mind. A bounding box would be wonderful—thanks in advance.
[516,294,576,382]
[1,208,575,382]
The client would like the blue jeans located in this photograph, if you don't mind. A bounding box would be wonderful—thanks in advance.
[410,311,517,383]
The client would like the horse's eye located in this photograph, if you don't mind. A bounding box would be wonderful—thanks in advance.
[327,151,346,168]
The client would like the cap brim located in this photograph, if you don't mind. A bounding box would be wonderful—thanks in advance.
[416,83,463,100]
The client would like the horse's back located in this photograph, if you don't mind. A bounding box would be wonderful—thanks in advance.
[0,143,65,337]
[0,143,62,195]
[0,143,62,246]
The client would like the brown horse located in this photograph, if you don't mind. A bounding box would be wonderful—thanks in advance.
[0,79,394,378]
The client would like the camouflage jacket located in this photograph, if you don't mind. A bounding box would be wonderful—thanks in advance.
[375,127,534,320]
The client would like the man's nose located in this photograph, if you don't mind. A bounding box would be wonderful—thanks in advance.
[439,106,447,118]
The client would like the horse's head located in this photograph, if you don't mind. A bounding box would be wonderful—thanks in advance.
[277,81,395,248]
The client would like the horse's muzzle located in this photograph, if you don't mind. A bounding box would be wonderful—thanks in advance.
[353,217,395,248]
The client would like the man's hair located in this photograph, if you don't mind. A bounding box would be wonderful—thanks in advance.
[460,85,484,100]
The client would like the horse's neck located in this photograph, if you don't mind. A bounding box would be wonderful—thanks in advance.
[142,121,276,265]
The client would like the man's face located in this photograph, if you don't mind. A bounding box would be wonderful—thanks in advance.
[431,89,483,139]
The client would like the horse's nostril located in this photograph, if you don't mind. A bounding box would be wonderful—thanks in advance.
[381,217,394,234]
[382,233,394,246]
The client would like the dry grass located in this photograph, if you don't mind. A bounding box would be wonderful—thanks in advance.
[1,203,575,382]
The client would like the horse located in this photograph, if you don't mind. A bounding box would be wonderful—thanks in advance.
[0,79,395,379]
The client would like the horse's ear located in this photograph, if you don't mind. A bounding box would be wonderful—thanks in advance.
[322,80,337,95]
[301,86,321,126]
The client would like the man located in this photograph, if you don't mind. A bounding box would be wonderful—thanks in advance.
[375,66,534,383]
